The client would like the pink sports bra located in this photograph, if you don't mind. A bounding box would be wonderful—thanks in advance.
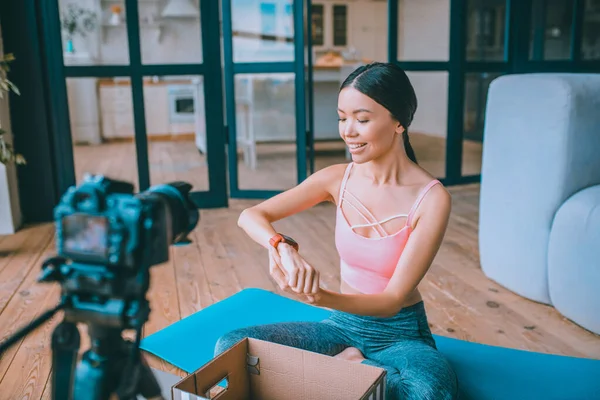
[334,163,441,294]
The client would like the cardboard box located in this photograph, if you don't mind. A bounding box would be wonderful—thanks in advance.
[172,338,386,400]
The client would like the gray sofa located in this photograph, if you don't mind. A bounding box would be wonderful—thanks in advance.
[479,73,600,335]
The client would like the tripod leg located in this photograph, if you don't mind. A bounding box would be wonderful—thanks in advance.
[135,353,164,400]
[73,327,123,400]
[0,302,63,356]
[69,327,164,400]
[51,320,80,400]
[115,341,164,400]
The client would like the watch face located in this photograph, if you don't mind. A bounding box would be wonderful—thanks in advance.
[282,235,297,245]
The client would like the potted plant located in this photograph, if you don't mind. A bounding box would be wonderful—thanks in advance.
[60,3,97,53]
[0,52,24,166]
[0,48,23,234]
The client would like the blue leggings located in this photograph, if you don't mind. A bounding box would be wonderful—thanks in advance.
[214,301,459,400]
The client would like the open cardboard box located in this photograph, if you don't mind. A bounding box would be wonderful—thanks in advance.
[171,338,386,399]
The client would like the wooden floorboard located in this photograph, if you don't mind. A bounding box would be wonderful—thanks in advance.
[0,141,598,399]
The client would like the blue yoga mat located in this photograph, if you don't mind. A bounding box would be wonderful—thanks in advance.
[140,288,600,400]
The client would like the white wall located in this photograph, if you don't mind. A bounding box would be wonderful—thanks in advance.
[60,0,203,65]
[232,0,295,62]
[406,71,448,139]
[397,0,450,61]
[398,0,450,138]
[0,23,23,235]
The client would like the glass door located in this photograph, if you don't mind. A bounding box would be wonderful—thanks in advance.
[305,0,384,178]
[222,0,307,198]
[51,0,227,208]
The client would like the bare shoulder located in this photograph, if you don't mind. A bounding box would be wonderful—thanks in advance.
[411,172,452,228]
[424,182,452,211]
[310,162,349,181]
[313,163,350,203]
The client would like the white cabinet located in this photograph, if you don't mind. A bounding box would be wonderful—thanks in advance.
[311,1,349,51]
[98,83,171,139]
[64,53,102,145]
[311,0,387,62]
[99,84,133,139]
[143,86,170,135]
[67,77,102,145]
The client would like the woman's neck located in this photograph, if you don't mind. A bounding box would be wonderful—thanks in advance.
[358,141,413,186]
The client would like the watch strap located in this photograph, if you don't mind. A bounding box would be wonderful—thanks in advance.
[269,233,299,251]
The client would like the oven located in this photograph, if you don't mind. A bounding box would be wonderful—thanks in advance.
[167,84,196,124]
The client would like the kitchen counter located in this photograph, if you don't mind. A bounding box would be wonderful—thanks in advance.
[97,78,196,86]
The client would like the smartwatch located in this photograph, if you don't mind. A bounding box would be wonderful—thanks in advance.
[269,233,299,251]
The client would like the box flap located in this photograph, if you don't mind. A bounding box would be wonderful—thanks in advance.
[246,338,386,400]
[172,338,250,400]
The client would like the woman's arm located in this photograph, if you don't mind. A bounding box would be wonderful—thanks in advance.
[311,184,452,317]
[238,164,346,293]
[237,163,344,250]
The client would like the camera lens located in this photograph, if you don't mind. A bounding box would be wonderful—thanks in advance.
[141,182,199,245]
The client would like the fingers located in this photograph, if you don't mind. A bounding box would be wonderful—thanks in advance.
[311,269,320,295]
[271,248,283,268]
[292,265,305,293]
[275,248,320,295]
[269,252,289,290]
[289,261,319,295]
[288,264,299,289]
[303,263,314,294]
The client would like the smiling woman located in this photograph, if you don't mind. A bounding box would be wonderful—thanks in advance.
[337,62,418,165]
[217,62,460,400]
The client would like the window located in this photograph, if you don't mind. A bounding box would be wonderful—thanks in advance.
[260,2,277,46]
[333,5,347,47]
[311,2,348,49]
[312,4,324,46]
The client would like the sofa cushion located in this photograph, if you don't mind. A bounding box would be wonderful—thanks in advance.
[479,73,600,304]
[548,185,600,334]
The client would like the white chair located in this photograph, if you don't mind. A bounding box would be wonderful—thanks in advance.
[235,75,257,170]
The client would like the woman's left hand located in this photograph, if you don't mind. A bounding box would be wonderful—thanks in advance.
[269,250,321,305]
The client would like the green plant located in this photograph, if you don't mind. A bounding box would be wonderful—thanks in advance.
[0,52,24,166]
[61,3,97,40]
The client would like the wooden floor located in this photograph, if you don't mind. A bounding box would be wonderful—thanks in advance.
[1,139,599,399]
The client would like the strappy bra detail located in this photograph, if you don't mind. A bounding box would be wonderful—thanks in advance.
[340,189,395,237]
[334,162,441,294]
[340,188,408,238]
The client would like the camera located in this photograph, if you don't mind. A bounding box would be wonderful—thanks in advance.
[56,174,198,270]
[0,175,200,400]
[49,175,199,330]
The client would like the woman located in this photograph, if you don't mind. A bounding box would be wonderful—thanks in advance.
[215,62,459,400]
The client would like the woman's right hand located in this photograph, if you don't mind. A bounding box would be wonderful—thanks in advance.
[269,244,320,296]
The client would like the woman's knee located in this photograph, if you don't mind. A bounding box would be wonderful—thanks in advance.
[399,362,459,400]
[370,354,458,400]
[214,323,291,357]
[214,328,251,356]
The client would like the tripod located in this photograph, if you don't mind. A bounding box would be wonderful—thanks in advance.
[0,258,164,400]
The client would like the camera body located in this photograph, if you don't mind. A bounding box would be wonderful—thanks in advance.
[47,174,199,329]
[56,176,179,270]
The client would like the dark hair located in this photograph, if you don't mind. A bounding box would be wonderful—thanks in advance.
[340,62,418,163]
